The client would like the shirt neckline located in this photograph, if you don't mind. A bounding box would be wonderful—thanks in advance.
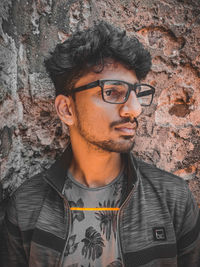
[66,167,125,191]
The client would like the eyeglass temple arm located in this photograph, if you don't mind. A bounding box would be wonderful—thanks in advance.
[132,84,155,96]
[137,90,154,97]
[73,80,100,93]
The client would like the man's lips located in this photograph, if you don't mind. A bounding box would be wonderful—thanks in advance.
[114,123,137,135]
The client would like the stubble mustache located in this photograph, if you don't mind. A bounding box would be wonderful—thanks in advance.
[110,117,139,129]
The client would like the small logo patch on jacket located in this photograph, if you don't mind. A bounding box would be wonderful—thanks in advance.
[153,227,166,241]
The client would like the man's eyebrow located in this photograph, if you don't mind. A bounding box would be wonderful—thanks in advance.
[105,81,126,85]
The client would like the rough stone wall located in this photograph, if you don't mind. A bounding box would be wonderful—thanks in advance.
[0,0,200,205]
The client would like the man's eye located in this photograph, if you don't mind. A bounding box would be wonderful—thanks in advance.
[105,88,120,96]
[105,89,115,96]
[135,85,141,95]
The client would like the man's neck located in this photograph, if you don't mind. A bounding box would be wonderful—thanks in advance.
[69,138,123,188]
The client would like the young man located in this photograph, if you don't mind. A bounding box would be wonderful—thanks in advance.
[2,21,200,266]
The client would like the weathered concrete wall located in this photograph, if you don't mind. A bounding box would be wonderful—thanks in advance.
[0,0,200,204]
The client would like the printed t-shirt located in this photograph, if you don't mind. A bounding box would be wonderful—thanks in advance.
[63,170,127,267]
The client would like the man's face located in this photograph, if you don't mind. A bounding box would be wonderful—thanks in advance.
[66,62,142,153]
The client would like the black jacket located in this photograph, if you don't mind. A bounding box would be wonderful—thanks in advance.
[1,144,200,266]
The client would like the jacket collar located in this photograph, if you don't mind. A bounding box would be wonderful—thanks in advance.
[44,142,73,194]
[43,142,140,195]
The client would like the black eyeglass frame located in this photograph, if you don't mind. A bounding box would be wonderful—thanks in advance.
[72,79,155,106]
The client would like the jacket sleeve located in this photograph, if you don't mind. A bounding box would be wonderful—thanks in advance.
[1,195,28,267]
[177,184,200,267]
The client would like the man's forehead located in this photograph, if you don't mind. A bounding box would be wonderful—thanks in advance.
[74,61,137,88]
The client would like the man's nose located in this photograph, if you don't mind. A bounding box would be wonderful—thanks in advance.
[119,91,142,119]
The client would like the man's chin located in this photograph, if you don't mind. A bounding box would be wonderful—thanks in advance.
[120,135,135,140]
[93,139,135,153]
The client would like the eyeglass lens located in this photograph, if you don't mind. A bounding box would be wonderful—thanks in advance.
[102,81,153,106]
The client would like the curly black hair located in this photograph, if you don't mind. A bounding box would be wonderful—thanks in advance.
[45,21,152,96]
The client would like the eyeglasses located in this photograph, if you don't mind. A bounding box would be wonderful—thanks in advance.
[72,80,155,106]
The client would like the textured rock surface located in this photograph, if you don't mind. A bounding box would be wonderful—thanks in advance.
[0,0,200,204]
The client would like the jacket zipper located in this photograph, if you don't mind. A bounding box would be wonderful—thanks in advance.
[59,198,72,267]
[117,184,136,267]
[43,177,72,267]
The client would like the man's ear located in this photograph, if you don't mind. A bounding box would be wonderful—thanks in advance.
[55,95,74,126]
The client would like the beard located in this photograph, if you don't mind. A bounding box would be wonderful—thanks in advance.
[74,105,138,153]
[83,137,136,153]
